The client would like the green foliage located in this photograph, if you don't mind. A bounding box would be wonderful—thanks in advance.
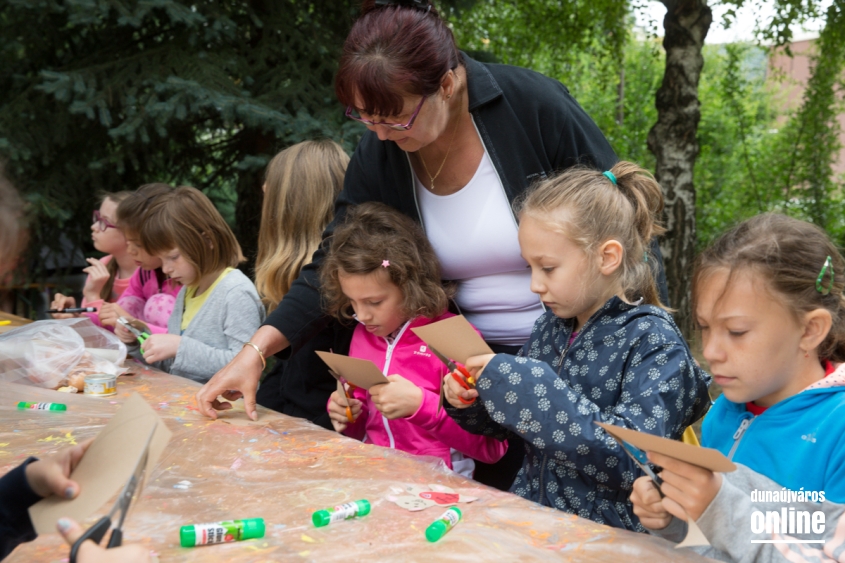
[0,0,364,280]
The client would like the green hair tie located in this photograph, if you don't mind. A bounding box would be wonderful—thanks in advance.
[602,171,617,185]
[816,255,834,295]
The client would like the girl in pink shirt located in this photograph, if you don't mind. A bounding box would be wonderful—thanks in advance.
[323,203,506,478]
[50,192,136,326]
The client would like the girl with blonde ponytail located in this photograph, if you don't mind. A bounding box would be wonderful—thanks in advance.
[443,161,711,531]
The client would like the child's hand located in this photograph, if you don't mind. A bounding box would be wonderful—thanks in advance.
[57,517,152,563]
[369,375,423,419]
[631,475,672,530]
[327,390,362,433]
[647,451,723,523]
[82,258,111,302]
[114,322,139,345]
[464,353,495,374]
[98,303,130,328]
[24,439,94,499]
[443,372,478,408]
[141,334,181,364]
[50,293,79,319]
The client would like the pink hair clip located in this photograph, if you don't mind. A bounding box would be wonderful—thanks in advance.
[382,260,390,268]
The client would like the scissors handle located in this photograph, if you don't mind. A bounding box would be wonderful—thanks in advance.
[70,516,111,563]
[449,370,476,405]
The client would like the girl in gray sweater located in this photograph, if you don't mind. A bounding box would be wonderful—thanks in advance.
[130,186,265,383]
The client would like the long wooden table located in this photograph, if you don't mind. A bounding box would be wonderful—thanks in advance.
[2,363,709,562]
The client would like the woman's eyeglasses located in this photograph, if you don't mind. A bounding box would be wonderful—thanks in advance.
[93,210,118,231]
[345,96,426,131]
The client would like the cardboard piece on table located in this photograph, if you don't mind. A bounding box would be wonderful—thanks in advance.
[214,397,271,427]
[387,484,479,512]
[412,316,492,412]
[676,516,712,548]
[410,315,493,365]
[595,422,736,473]
[315,351,388,390]
[29,393,172,535]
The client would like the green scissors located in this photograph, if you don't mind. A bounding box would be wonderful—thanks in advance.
[117,317,150,351]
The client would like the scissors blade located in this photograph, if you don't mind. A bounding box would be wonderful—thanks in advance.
[113,426,155,528]
[429,346,457,372]
[118,317,144,338]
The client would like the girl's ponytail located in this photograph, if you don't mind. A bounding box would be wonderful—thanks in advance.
[610,162,667,309]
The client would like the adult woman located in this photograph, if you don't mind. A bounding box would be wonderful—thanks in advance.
[197,0,667,490]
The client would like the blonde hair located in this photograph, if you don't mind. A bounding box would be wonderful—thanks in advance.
[140,186,243,281]
[255,140,349,311]
[516,162,667,308]
[97,190,132,300]
[320,202,453,321]
[693,213,845,362]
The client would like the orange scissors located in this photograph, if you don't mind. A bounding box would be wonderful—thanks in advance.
[430,346,476,405]
[340,376,358,422]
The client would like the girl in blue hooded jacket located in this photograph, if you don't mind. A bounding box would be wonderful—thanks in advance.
[444,162,712,531]
[632,213,845,553]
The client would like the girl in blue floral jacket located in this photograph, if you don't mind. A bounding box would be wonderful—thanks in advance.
[444,162,711,531]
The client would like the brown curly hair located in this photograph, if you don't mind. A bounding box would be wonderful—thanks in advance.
[320,202,452,321]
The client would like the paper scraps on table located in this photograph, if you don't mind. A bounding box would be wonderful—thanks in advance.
[387,484,478,512]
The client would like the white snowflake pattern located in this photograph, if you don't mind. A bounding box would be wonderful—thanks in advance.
[553,430,566,442]
[569,422,582,436]
[576,444,590,455]
[556,411,569,424]
[553,378,566,390]
[531,366,544,377]
[547,481,559,494]
[648,367,661,380]
[520,408,532,420]
[499,362,513,374]
[605,456,618,467]
[515,356,528,364]
[508,373,522,385]
[583,464,596,476]
[538,398,550,411]
[596,472,609,483]
[534,383,547,397]
[477,377,492,389]
[643,417,657,430]
[529,421,542,433]
[504,391,518,404]
[532,436,545,448]
[491,411,506,423]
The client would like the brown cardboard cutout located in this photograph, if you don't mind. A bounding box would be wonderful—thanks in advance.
[595,422,736,473]
[411,315,493,364]
[29,393,172,534]
[315,351,388,390]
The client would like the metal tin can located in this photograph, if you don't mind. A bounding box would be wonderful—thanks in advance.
[84,374,116,396]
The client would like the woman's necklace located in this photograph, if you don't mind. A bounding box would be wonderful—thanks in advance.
[419,87,463,193]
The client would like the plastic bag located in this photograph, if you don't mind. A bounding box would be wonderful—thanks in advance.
[0,318,127,389]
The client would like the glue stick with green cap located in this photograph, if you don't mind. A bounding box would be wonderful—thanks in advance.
[425,506,462,542]
[312,499,371,527]
[179,518,265,547]
[17,402,66,411]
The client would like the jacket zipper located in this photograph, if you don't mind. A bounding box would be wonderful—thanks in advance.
[727,416,754,460]
[379,320,412,449]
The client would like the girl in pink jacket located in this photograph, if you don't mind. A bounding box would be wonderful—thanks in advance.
[107,184,182,340]
[322,203,507,478]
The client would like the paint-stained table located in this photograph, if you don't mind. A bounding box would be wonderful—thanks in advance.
[2,363,710,562]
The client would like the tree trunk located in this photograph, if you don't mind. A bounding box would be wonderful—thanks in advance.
[647,0,712,338]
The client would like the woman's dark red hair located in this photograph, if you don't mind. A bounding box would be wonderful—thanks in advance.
[335,1,463,117]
